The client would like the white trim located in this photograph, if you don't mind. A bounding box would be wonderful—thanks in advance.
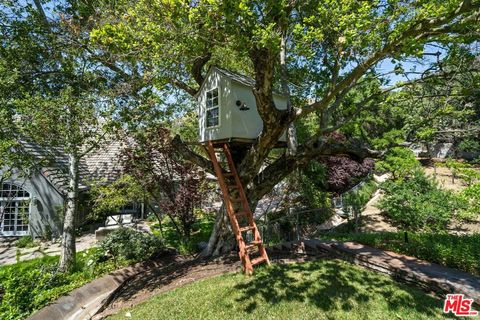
[0,182,31,237]
[205,87,221,129]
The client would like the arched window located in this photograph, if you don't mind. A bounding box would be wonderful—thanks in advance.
[0,183,30,236]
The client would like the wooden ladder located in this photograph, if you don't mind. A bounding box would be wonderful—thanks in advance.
[204,141,270,274]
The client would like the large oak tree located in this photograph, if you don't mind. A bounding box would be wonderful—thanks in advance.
[19,0,475,255]
[89,0,480,255]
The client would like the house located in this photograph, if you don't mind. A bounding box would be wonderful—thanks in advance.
[0,140,140,238]
[196,66,288,143]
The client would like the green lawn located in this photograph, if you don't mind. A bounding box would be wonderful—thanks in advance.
[108,259,447,320]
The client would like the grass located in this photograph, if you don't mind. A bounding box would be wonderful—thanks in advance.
[108,259,447,320]
[319,232,480,276]
[150,215,214,254]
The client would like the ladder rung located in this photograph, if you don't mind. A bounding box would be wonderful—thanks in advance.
[235,210,248,217]
[239,226,255,233]
[245,241,262,250]
[250,256,267,266]
[206,141,269,274]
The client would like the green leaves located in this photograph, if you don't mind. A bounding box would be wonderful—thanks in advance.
[378,171,458,232]
[88,175,144,221]
[376,147,421,180]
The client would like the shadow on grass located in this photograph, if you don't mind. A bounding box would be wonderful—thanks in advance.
[235,258,443,317]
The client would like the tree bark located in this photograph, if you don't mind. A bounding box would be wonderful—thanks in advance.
[200,204,236,256]
[280,30,298,155]
[59,151,79,272]
[201,193,262,257]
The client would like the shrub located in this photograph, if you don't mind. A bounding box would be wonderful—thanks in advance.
[441,158,470,184]
[0,231,162,320]
[98,227,163,266]
[458,167,480,186]
[322,156,375,193]
[376,147,420,180]
[342,180,378,213]
[0,249,116,320]
[150,215,214,254]
[320,232,480,276]
[458,138,480,153]
[457,183,480,221]
[15,236,36,248]
[377,171,458,231]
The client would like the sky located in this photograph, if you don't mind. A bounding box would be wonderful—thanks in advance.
[377,43,448,85]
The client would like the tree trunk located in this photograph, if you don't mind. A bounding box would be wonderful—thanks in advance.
[280,31,298,155]
[201,204,236,256]
[201,187,263,256]
[59,152,79,272]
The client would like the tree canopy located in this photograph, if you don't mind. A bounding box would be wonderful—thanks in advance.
[1,0,479,255]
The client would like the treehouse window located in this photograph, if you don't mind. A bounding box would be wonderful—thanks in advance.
[206,88,219,128]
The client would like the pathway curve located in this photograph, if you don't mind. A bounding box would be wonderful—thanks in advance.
[360,190,397,232]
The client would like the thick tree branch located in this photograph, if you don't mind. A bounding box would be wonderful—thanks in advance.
[170,78,198,96]
[191,52,212,86]
[295,0,477,118]
[32,0,50,29]
[171,135,214,174]
[250,47,286,127]
[248,138,381,202]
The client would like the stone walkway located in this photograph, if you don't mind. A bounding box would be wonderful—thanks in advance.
[273,239,480,305]
[360,190,397,232]
[0,222,153,265]
[0,233,97,265]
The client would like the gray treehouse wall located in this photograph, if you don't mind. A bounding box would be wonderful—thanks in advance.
[197,67,288,143]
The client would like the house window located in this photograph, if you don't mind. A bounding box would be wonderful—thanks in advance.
[0,183,30,236]
[120,203,137,213]
[206,88,219,128]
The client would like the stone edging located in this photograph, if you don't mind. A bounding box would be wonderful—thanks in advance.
[28,240,480,319]
[27,257,174,320]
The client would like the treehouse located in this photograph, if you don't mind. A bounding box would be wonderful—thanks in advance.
[196,67,287,274]
[196,66,288,144]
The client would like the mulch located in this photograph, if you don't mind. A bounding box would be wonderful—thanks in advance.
[94,253,243,319]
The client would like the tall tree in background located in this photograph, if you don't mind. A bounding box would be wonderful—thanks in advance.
[0,1,123,271]
[354,46,480,151]
[89,0,479,255]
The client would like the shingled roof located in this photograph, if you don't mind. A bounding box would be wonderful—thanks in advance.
[196,66,285,98]
[84,140,124,184]
[214,66,256,88]
[19,139,125,195]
